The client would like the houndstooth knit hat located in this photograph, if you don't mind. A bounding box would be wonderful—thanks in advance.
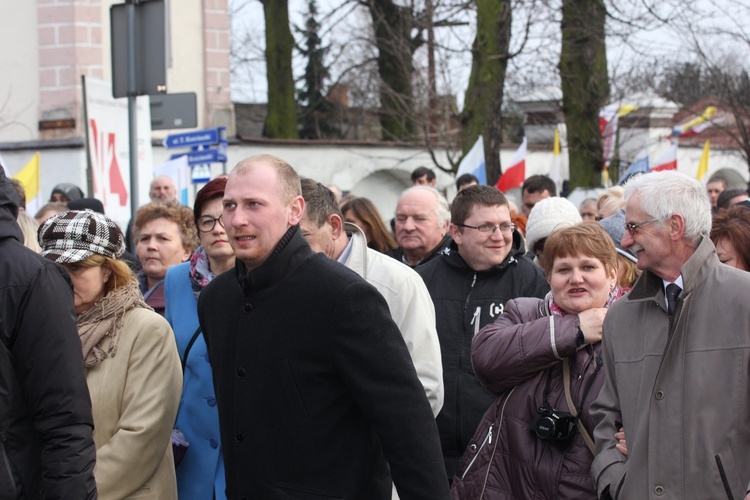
[38,210,124,263]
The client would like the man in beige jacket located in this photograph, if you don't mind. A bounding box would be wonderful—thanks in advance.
[591,170,750,499]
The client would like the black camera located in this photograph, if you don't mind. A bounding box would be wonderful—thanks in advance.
[530,406,578,442]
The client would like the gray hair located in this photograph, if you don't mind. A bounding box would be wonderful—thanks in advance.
[397,185,450,226]
[623,170,712,247]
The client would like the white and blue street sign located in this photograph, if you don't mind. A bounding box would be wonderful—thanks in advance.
[163,127,226,149]
[170,147,227,166]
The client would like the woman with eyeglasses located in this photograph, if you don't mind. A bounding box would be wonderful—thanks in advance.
[134,200,198,315]
[452,222,625,499]
[163,177,232,500]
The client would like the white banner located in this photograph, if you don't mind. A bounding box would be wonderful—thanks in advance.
[84,77,153,230]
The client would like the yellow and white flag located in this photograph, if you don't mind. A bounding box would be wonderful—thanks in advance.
[696,140,710,181]
[12,152,41,213]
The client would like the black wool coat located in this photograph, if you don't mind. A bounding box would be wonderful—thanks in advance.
[198,226,450,500]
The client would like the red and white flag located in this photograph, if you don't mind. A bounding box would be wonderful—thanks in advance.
[496,138,527,192]
[651,141,678,172]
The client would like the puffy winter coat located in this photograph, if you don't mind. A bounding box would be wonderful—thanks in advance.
[452,297,602,499]
[0,170,96,499]
[416,233,549,478]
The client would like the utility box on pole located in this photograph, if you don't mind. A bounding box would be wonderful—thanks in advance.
[110,0,167,223]
[110,0,166,98]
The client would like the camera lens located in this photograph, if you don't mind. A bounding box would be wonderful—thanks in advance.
[535,416,557,439]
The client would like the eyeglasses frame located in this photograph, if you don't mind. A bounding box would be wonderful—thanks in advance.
[625,217,660,236]
[196,214,225,233]
[457,222,516,235]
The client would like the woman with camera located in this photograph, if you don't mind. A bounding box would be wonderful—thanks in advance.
[451,222,624,499]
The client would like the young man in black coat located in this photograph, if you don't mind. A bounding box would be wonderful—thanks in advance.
[417,185,550,480]
[0,170,97,499]
[198,154,450,500]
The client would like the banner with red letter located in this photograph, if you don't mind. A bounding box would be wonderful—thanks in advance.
[83,77,152,229]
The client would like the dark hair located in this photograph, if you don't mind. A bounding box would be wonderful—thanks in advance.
[456,173,479,191]
[300,178,341,227]
[134,200,198,253]
[522,175,557,196]
[450,185,509,226]
[543,222,617,278]
[411,166,436,183]
[717,188,748,210]
[193,177,228,221]
[340,197,397,253]
[710,204,750,270]
[707,174,728,188]
[50,183,85,202]
[9,178,25,209]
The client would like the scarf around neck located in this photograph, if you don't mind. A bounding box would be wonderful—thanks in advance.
[189,245,219,300]
[77,282,150,369]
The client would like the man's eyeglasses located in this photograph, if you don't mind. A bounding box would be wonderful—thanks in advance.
[197,215,224,233]
[625,217,659,236]
[458,223,516,235]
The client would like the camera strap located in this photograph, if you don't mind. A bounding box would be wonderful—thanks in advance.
[562,357,597,455]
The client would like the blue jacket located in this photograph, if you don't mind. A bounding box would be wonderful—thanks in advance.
[164,262,226,500]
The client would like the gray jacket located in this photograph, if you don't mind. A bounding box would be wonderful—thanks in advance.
[591,236,750,499]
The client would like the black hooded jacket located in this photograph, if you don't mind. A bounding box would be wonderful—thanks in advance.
[0,170,97,499]
[416,230,550,479]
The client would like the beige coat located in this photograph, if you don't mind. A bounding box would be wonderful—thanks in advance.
[591,237,750,499]
[87,307,182,499]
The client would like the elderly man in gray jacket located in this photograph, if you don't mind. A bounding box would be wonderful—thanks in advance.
[591,170,750,499]
[299,179,444,416]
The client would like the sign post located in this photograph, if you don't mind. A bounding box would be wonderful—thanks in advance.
[110,0,166,222]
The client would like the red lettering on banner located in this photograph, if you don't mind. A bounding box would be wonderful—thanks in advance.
[89,118,128,206]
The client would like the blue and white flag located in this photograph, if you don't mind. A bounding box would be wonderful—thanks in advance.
[618,147,650,185]
[457,135,487,185]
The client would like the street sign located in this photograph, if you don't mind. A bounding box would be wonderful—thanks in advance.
[163,127,225,149]
[170,147,227,166]
[151,93,198,130]
[191,165,212,184]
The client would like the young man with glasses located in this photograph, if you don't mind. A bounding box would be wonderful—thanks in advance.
[417,185,549,481]
[591,170,750,500]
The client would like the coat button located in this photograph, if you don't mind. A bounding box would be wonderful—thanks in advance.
[236,367,246,378]
[243,303,252,313]
[655,390,664,400]
[210,438,218,449]
[654,485,664,495]
[235,433,244,442]
[469,444,477,452]
[207,396,216,407]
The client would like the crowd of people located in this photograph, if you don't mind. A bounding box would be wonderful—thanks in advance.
[2,157,750,499]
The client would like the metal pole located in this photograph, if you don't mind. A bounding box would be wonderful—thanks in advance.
[127,1,139,222]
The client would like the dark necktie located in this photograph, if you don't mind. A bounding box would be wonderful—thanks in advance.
[666,283,682,317]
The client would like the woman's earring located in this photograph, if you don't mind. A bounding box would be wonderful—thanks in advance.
[610,282,615,289]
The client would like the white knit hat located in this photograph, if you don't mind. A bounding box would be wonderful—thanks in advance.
[525,197,582,252]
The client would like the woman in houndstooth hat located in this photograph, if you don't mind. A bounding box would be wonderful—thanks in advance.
[38,209,182,499]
